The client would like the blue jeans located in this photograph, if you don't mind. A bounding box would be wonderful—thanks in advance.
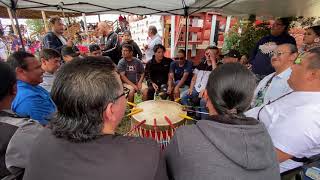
[199,98,209,120]
[181,88,199,106]
[181,88,209,120]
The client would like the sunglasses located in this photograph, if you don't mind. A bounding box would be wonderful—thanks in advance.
[271,51,291,57]
[175,57,185,60]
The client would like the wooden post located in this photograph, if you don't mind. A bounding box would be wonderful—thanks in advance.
[184,16,189,58]
[170,15,175,58]
[7,7,18,35]
[82,13,88,35]
[225,16,232,33]
[41,11,49,32]
[210,15,217,46]
[12,9,26,51]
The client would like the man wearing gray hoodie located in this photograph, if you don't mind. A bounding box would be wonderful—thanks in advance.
[165,63,280,180]
[0,61,42,179]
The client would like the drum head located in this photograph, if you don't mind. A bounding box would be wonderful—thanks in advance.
[132,100,187,127]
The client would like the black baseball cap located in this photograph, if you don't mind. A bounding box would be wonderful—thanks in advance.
[89,44,101,53]
[61,46,80,57]
[123,30,132,36]
[222,49,241,59]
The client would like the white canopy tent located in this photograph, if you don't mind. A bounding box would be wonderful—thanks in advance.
[1,0,320,51]
[1,0,320,17]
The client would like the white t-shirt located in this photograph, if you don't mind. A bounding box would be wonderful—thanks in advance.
[246,92,320,173]
[39,72,56,93]
[251,68,292,107]
[0,38,7,61]
[145,34,162,62]
[193,62,213,93]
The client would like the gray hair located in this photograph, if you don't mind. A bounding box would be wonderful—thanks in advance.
[148,25,158,35]
[280,43,298,53]
[50,56,121,142]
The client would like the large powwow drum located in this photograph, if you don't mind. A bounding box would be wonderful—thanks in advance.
[131,100,187,149]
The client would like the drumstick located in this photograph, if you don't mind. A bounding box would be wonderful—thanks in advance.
[124,120,146,136]
[131,107,142,112]
[179,114,198,121]
[127,101,137,107]
[164,116,175,129]
[182,108,210,115]
[182,105,205,109]
[126,108,143,117]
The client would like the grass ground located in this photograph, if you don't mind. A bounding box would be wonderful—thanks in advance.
[115,93,143,135]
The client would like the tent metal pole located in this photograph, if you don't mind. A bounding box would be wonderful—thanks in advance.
[12,8,26,51]
[98,14,101,22]
[170,15,175,58]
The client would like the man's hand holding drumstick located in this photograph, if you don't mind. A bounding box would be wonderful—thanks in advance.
[152,83,159,91]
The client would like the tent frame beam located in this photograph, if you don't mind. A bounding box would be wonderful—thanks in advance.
[7,0,236,16]
[1,0,237,54]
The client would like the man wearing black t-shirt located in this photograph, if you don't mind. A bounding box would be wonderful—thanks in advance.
[143,44,173,101]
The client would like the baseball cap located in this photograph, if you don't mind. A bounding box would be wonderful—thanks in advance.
[123,30,132,36]
[89,44,101,53]
[222,49,241,59]
[61,46,80,57]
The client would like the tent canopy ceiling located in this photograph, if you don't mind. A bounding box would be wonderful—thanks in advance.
[0,0,319,17]
[0,6,80,19]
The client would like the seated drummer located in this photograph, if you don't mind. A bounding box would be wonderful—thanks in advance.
[181,46,219,117]
[117,44,145,102]
[168,49,193,100]
[22,56,168,180]
[142,44,173,101]
[89,44,103,57]
[222,49,241,64]
[165,63,280,179]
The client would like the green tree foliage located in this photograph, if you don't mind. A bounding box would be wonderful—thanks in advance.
[223,21,270,56]
[25,19,44,35]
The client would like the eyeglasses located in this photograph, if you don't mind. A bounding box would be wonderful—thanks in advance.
[175,57,185,60]
[113,86,130,102]
[271,51,291,57]
[294,52,308,65]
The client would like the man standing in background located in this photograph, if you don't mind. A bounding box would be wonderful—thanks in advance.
[97,21,121,64]
[144,25,162,62]
[250,18,296,79]
[42,16,73,53]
